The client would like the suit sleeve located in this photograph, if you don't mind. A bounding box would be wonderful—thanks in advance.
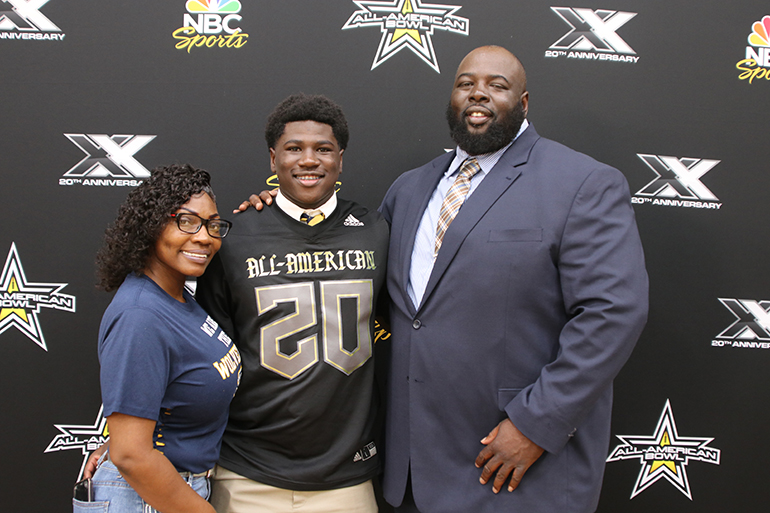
[505,166,649,455]
[379,171,406,226]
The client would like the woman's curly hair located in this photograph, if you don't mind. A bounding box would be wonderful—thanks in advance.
[96,163,215,291]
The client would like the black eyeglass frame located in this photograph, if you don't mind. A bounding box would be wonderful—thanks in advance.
[169,212,233,239]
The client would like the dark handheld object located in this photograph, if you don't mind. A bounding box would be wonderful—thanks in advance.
[73,478,92,502]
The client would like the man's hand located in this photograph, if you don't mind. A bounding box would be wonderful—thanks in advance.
[233,189,278,213]
[475,419,544,493]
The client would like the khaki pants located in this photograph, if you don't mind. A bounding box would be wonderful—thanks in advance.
[210,465,378,513]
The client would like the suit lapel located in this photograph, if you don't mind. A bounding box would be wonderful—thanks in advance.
[398,152,454,315]
[418,127,540,311]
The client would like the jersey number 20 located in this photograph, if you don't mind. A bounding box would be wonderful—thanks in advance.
[255,280,373,379]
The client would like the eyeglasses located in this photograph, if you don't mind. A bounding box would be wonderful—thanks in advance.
[169,213,232,238]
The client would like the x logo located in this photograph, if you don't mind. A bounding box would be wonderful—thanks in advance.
[63,134,156,178]
[635,154,720,201]
[0,0,60,32]
[550,7,636,54]
[717,299,770,340]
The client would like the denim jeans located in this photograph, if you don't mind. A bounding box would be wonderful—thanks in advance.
[72,453,211,513]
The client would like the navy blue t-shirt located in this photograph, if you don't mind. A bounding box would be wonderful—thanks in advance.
[99,273,241,473]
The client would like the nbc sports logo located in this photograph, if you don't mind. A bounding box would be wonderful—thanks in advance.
[736,15,770,83]
[173,0,248,51]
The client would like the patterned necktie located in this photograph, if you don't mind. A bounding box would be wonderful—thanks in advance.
[435,157,481,255]
[300,210,325,226]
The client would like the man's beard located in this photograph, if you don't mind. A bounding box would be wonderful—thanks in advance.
[446,101,526,156]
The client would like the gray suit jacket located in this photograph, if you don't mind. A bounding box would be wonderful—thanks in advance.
[378,125,648,513]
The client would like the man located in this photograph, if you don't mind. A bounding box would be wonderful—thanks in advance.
[377,46,648,512]
[196,94,389,513]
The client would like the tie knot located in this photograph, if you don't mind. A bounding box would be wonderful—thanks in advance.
[300,210,325,226]
[459,158,481,179]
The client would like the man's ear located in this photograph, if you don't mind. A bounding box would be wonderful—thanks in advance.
[520,91,529,117]
[269,148,276,173]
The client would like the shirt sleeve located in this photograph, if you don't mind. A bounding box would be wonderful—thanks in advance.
[99,307,171,421]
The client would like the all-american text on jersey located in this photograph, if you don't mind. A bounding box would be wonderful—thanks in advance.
[246,249,378,278]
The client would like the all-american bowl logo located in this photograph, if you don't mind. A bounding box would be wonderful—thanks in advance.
[736,15,770,84]
[711,298,770,349]
[631,154,722,210]
[45,405,108,480]
[544,7,638,63]
[0,243,75,351]
[607,400,720,500]
[58,133,156,187]
[173,0,248,52]
[0,0,65,41]
[342,0,469,73]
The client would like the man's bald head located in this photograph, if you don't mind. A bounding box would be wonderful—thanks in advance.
[446,46,529,155]
[455,46,527,97]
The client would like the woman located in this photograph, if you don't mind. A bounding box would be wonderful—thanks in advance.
[74,164,240,513]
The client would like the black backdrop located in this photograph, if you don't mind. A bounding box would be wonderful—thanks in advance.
[2,1,769,511]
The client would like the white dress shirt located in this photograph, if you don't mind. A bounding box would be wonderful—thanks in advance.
[275,189,338,222]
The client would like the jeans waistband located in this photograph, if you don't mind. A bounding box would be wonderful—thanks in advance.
[180,468,215,479]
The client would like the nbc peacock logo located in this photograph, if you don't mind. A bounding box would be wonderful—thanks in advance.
[173,0,248,52]
[188,0,241,12]
[736,15,770,83]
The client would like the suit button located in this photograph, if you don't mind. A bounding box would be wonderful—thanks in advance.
[412,319,421,329]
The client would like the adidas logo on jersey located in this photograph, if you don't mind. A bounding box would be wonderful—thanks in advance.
[343,214,364,227]
[353,441,377,462]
